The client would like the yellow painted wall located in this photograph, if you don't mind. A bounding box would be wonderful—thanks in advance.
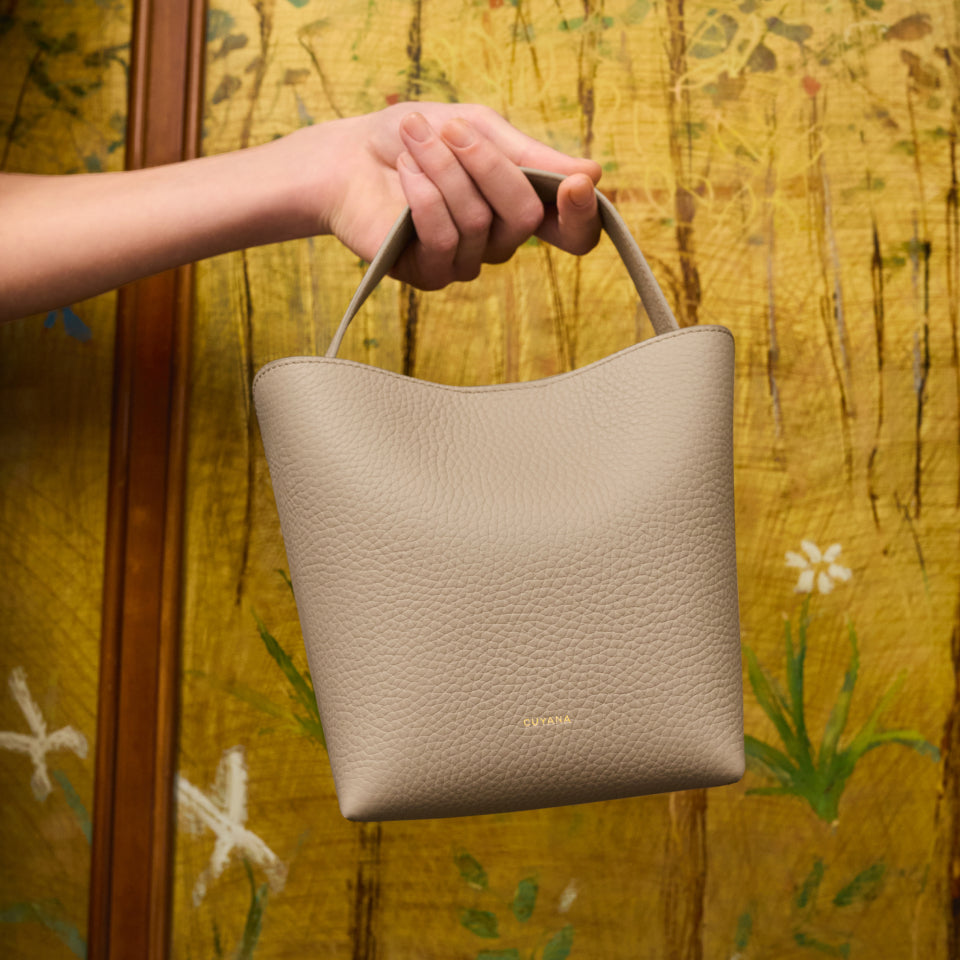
[173,1,959,958]
[0,2,130,957]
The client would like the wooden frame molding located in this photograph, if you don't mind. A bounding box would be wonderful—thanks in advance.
[88,1,206,957]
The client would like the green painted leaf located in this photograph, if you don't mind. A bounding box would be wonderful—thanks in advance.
[460,909,499,938]
[744,735,797,785]
[52,770,92,844]
[287,0,312,7]
[212,918,223,958]
[734,910,752,950]
[0,900,85,958]
[796,859,825,909]
[746,43,777,72]
[623,0,650,25]
[277,568,294,593]
[844,672,907,760]
[794,932,850,956]
[862,730,940,760]
[455,851,488,890]
[690,13,738,59]
[543,925,574,960]
[744,785,793,797]
[818,623,859,768]
[785,600,811,736]
[236,859,270,959]
[512,877,538,922]
[833,862,885,907]
[207,8,236,42]
[185,669,316,742]
[745,648,798,753]
[477,952,521,960]
[864,0,883,8]
[766,17,813,44]
[253,611,325,747]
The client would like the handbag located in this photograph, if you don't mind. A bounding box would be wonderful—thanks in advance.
[253,169,743,821]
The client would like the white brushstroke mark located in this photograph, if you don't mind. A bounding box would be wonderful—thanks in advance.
[176,745,287,906]
[558,878,579,914]
[0,667,87,801]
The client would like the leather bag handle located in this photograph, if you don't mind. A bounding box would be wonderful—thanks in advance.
[325,167,679,358]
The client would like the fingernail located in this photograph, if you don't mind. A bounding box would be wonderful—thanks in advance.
[399,151,421,172]
[570,176,593,207]
[401,112,431,142]
[442,118,474,148]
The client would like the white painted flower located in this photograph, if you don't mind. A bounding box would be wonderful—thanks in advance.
[785,540,852,594]
[176,745,287,906]
[0,667,88,801]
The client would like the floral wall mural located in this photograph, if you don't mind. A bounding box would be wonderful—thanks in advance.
[0,1,130,956]
[173,0,960,957]
[3,0,960,957]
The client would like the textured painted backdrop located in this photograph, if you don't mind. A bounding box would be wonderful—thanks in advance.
[188,0,956,957]
[0,1,131,958]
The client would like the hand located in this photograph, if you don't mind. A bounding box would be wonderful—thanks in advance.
[316,102,603,290]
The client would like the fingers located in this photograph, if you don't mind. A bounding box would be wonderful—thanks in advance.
[389,106,603,288]
[440,102,603,186]
[393,151,460,290]
[437,117,544,264]
[397,112,492,285]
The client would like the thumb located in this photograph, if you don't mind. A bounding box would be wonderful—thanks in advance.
[537,173,601,256]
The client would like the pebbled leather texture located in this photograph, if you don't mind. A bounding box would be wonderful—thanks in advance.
[253,171,744,821]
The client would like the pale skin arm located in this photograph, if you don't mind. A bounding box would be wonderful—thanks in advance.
[0,102,602,325]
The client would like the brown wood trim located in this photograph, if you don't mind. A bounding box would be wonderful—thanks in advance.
[88,1,206,958]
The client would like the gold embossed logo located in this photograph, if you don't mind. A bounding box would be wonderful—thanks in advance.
[522,715,572,727]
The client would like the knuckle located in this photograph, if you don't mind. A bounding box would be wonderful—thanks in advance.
[514,200,544,236]
[430,227,460,257]
[461,204,493,236]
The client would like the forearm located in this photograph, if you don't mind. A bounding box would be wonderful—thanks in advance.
[0,125,338,324]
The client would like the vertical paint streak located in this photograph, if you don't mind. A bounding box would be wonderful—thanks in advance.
[576,0,601,158]
[947,129,960,508]
[401,285,419,378]
[235,252,255,606]
[806,92,854,483]
[906,85,932,519]
[662,17,706,948]
[1,49,41,171]
[662,790,706,960]
[235,0,275,605]
[868,220,885,527]
[240,1,274,150]
[542,246,572,371]
[570,0,602,368]
[894,491,929,589]
[405,0,423,100]
[402,0,423,379]
[298,28,344,119]
[665,0,701,327]
[764,131,782,439]
[513,1,551,129]
[942,591,960,959]
[820,150,851,391]
[913,321,931,517]
[350,822,383,960]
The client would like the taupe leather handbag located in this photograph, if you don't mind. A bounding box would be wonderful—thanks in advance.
[253,169,744,821]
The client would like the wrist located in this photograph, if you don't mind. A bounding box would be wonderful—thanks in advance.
[259,118,351,241]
